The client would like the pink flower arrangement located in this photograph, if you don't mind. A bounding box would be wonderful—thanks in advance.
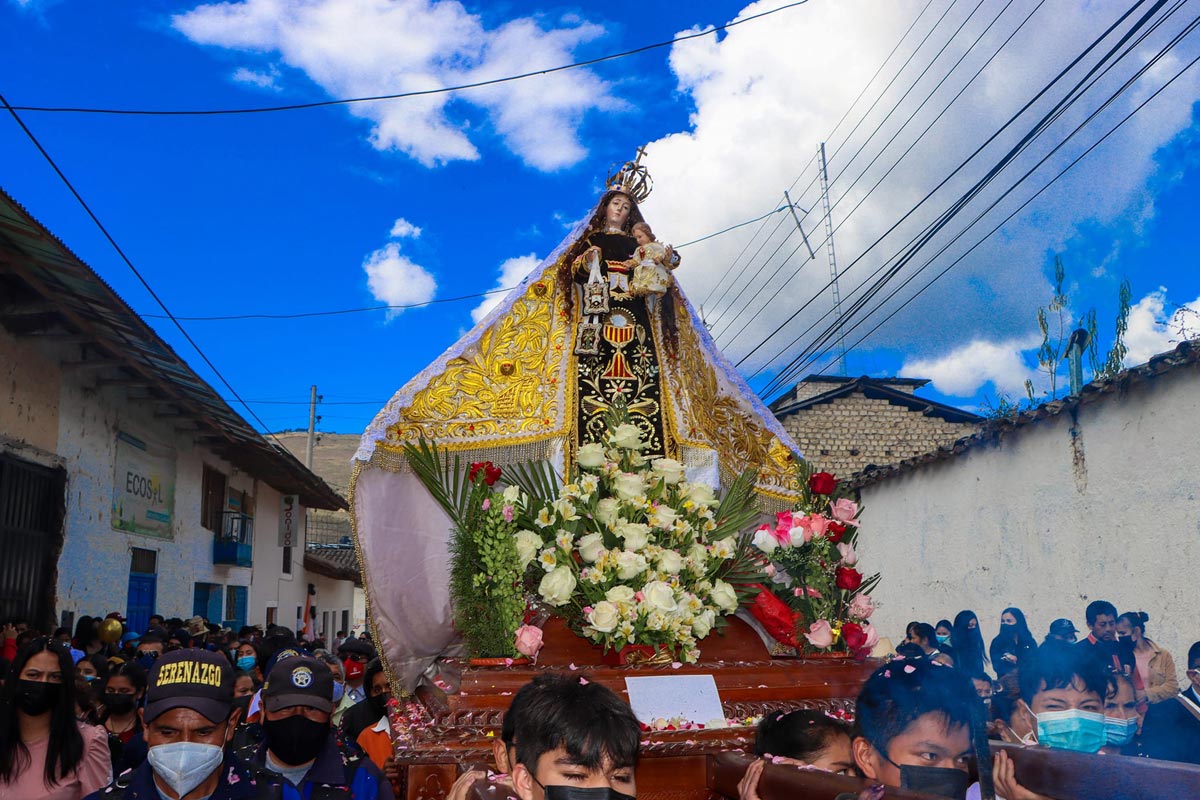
[804,620,834,648]
[830,498,860,526]
[849,593,874,619]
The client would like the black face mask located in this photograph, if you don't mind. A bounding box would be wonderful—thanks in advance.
[542,786,636,800]
[367,693,389,718]
[16,680,61,716]
[104,692,137,715]
[264,715,330,766]
[899,764,972,799]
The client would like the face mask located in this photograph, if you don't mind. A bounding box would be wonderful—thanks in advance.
[367,692,389,717]
[236,655,257,671]
[264,715,330,766]
[137,652,159,671]
[899,764,972,800]
[1104,715,1138,747]
[936,634,950,645]
[1036,709,1106,753]
[332,681,345,703]
[105,692,137,715]
[342,658,364,681]
[16,679,60,716]
[147,741,225,798]
[1000,623,1016,633]
[542,785,636,800]
[84,675,99,683]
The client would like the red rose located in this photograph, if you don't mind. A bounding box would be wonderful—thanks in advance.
[826,521,847,543]
[469,461,502,486]
[809,472,839,495]
[835,567,863,591]
[841,621,866,650]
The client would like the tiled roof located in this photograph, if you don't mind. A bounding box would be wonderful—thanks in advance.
[771,375,984,424]
[304,546,362,585]
[849,339,1200,489]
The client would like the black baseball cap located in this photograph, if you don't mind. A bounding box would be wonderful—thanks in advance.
[337,638,375,659]
[144,649,234,724]
[263,655,334,713]
[1049,619,1079,637]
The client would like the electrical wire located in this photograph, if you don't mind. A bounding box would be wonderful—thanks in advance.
[0,91,289,442]
[8,2,810,116]
[758,1,1191,396]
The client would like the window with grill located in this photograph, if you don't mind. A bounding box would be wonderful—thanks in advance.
[200,466,226,532]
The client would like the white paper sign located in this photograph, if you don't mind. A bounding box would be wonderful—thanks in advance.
[624,674,726,727]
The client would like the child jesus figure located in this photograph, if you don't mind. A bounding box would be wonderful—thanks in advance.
[629,221,677,297]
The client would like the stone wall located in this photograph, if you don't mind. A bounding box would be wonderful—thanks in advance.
[779,391,979,476]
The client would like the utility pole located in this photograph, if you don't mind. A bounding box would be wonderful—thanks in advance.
[783,190,816,260]
[306,385,318,469]
[818,142,848,376]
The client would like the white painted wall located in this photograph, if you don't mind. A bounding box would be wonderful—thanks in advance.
[247,488,308,630]
[859,361,1199,674]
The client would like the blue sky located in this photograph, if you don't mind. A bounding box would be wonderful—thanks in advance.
[3,0,1199,436]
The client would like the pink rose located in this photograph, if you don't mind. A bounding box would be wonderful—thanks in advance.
[830,498,860,526]
[502,505,514,522]
[849,593,874,619]
[804,620,834,649]
[514,625,544,658]
[837,541,857,566]
[797,514,829,542]
[793,587,822,598]
[862,621,880,649]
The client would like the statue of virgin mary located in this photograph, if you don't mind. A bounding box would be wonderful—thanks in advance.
[350,157,803,690]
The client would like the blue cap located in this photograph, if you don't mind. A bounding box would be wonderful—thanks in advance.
[121,631,142,644]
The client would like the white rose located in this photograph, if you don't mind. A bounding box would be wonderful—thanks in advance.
[657,549,684,575]
[751,527,778,555]
[683,482,716,506]
[687,543,708,564]
[613,472,645,501]
[710,537,736,560]
[614,550,648,580]
[609,423,647,450]
[502,484,523,504]
[651,458,686,485]
[514,529,543,568]
[615,521,650,552]
[538,566,577,607]
[649,504,678,530]
[710,579,739,613]
[692,609,716,639]
[576,442,607,469]
[643,581,678,613]
[594,497,620,527]
[605,585,636,604]
[587,601,621,633]
[577,532,606,563]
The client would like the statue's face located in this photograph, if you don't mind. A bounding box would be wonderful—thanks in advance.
[605,194,632,229]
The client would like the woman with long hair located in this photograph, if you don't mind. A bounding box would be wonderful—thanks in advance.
[1117,611,1179,703]
[951,610,989,677]
[97,662,147,775]
[0,638,111,799]
[988,607,1037,678]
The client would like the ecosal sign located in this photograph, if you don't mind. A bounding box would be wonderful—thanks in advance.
[111,431,176,538]
[279,494,299,547]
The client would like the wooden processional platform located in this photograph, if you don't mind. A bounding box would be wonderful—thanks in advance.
[390,615,878,800]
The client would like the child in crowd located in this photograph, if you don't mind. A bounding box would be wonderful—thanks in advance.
[850,657,982,799]
[737,709,854,800]
[510,675,641,800]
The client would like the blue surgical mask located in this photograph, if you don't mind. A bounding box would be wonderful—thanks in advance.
[332,681,345,703]
[1036,709,1106,753]
[1104,715,1138,747]
[236,655,257,671]
[936,634,950,645]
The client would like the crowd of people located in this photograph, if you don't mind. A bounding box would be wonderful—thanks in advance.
[0,612,393,799]
[2,599,1198,800]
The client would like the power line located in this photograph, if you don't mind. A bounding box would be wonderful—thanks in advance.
[0,91,288,442]
[791,36,1200,393]
[758,1,1190,396]
[735,0,1165,374]
[8,2,810,116]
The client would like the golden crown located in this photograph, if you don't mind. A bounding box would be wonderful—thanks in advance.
[605,146,653,203]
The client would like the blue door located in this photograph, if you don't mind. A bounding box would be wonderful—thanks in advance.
[126,573,156,635]
[224,585,248,631]
[193,583,222,622]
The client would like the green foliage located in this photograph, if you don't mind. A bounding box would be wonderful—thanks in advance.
[1098,278,1132,379]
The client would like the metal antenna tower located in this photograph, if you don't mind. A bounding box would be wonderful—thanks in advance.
[817,142,848,376]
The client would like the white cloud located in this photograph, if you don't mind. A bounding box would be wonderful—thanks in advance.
[363,242,436,320]
[628,0,1200,381]
[1123,288,1200,365]
[389,217,422,239]
[172,0,616,170]
[471,254,540,324]
[231,65,280,89]
[903,338,1038,397]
